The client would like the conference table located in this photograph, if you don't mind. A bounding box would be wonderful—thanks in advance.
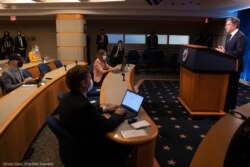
[0,62,85,164]
[100,64,159,167]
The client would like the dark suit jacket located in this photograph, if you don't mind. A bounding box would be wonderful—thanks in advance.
[146,34,158,49]
[96,34,109,51]
[14,35,27,51]
[2,67,24,93]
[225,30,246,72]
[110,45,124,66]
[58,91,124,151]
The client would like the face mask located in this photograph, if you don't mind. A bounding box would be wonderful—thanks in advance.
[88,79,94,92]
[17,61,23,68]
[102,55,107,61]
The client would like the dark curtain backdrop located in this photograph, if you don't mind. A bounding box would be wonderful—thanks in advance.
[238,9,250,82]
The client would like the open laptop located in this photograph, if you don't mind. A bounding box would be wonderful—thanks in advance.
[112,60,127,73]
[120,89,144,119]
[34,72,46,83]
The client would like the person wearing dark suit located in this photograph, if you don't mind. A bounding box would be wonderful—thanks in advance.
[2,53,34,94]
[110,40,125,67]
[14,31,27,59]
[216,17,246,112]
[2,31,14,59]
[57,65,132,166]
[96,28,109,52]
[146,29,158,49]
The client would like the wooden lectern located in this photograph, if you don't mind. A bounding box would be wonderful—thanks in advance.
[177,44,238,116]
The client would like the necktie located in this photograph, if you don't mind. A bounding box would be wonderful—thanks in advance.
[19,36,23,47]
[227,34,232,42]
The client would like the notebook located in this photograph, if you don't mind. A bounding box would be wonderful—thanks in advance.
[120,89,144,119]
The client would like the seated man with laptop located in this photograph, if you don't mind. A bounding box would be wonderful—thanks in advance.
[1,53,36,94]
[57,65,133,166]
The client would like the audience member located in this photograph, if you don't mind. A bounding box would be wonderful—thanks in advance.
[2,31,14,59]
[110,40,125,67]
[28,42,43,62]
[57,65,132,166]
[0,37,4,60]
[96,28,109,52]
[14,31,27,59]
[215,17,246,112]
[2,53,34,94]
[93,49,116,86]
[146,29,158,49]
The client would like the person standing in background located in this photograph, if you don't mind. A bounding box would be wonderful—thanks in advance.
[96,28,109,52]
[2,31,14,59]
[110,40,125,67]
[216,17,246,112]
[146,29,158,49]
[14,31,27,60]
[28,42,43,62]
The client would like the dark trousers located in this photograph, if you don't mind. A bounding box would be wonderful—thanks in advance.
[224,71,241,111]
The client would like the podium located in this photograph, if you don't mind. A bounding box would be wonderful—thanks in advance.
[177,44,238,116]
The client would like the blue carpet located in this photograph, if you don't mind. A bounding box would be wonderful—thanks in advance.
[138,80,250,167]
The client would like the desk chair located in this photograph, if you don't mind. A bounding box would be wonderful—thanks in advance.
[142,49,155,72]
[38,63,51,73]
[54,59,63,68]
[22,69,33,78]
[88,64,100,97]
[46,116,82,167]
[25,56,30,63]
[127,50,140,65]
[0,76,5,97]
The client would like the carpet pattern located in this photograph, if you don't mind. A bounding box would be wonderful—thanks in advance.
[138,80,250,167]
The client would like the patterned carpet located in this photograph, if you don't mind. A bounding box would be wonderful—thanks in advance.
[138,80,250,167]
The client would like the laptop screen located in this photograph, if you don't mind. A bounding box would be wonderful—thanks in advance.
[121,90,144,113]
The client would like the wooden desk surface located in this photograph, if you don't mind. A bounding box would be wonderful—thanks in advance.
[190,103,250,167]
[0,62,86,163]
[100,64,159,167]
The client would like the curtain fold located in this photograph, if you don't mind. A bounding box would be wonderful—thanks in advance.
[238,9,250,81]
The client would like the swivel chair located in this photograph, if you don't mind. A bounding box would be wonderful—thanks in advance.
[142,49,155,72]
[38,63,51,73]
[46,116,82,167]
[127,50,140,65]
[0,76,5,97]
[54,59,63,68]
[88,64,101,97]
[22,69,33,78]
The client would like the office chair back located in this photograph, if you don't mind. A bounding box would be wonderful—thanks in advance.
[22,69,33,78]
[25,56,30,63]
[0,76,5,97]
[46,116,81,167]
[38,63,51,73]
[87,64,100,97]
[54,59,63,68]
[127,50,140,65]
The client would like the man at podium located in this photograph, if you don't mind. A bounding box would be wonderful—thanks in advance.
[216,17,246,112]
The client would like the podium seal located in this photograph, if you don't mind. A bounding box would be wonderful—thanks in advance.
[182,48,189,62]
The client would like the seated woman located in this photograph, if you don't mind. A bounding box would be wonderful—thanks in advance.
[28,42,42,62]
[93,49,116,86]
